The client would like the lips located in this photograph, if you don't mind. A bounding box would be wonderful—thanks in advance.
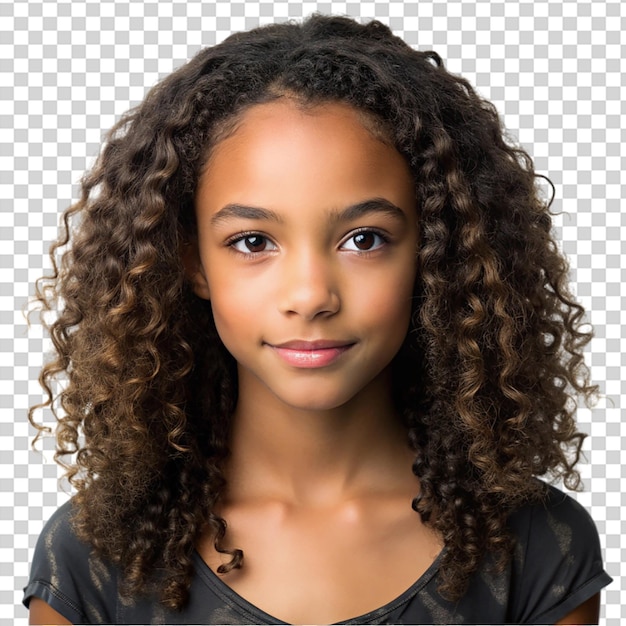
[267,339,356,368]
[272,339,354,350]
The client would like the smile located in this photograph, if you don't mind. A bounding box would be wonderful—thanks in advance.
[267,340,356,368]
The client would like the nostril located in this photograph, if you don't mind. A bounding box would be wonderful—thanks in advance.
[279,281,341,319]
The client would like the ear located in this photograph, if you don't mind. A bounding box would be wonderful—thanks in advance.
[180,241,211,300]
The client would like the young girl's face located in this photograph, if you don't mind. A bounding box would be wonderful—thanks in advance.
[191,99,418,412]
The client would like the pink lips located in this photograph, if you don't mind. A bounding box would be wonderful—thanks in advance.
[268,340,355,368]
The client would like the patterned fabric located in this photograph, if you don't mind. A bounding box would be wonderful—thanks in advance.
[23,482,611,624]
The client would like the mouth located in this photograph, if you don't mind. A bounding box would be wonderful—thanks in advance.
[272,339,355,350]
[266,339,356,368]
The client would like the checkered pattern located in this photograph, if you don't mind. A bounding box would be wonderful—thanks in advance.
[2,0,624,623]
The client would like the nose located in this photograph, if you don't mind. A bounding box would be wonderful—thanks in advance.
[277,250,341,320]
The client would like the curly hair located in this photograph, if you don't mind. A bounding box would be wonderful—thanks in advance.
[30,14,596,611]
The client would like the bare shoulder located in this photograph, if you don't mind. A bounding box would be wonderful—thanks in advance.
[29,597,73,625]
[554,592,600,625]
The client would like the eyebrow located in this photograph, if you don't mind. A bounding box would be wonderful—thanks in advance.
[210,197,408,226]
[328,198,408,224]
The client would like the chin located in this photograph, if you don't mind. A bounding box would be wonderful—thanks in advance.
[280,394,353,413]
[268,381,371,413]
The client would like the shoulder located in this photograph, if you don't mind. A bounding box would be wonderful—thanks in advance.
[506,481,612,624]
[23,499,118,624]
[34,499,81,548]
[508,481,604,569]
[31,499,96,576]
[509,481,600,543]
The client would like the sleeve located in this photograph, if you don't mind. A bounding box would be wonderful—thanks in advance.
[509,484,612,625]
[22,500,117,625]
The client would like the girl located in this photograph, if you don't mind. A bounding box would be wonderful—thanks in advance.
[24,14,611,625]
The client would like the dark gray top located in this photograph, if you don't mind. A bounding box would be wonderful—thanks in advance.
[23,483,611,624]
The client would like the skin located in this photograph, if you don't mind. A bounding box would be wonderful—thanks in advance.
[30,99,601,624]
[190,99,440,623]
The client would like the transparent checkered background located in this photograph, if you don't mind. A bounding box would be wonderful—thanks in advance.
[1,0,624,623]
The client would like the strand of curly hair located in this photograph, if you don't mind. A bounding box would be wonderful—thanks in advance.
[29,14,596,610]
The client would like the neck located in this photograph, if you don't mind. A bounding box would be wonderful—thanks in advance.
[223,366,414,507]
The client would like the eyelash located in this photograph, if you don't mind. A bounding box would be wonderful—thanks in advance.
[225,228,390,257]
[225,231,277,256]
[341,228,390,252]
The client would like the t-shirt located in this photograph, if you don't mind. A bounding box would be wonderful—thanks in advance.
[23,483,611,624]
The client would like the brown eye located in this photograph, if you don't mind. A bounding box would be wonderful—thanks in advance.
[231,234,277,254]
[353,232,376,250]
[341,230,386,252]
[244,235,267,252]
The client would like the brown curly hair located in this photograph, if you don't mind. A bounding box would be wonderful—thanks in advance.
[29,14,597,611]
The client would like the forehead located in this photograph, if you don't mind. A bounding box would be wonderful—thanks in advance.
[202,98,400,168]
[196,99,415,217]
[206,96,394,153]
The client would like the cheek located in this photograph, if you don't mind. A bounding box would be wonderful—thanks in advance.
[342,273,415,386]
[356,266,416,338]
[207,276,257,351]
[375,290,413,335]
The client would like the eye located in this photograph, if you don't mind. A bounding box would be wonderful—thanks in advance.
[230,233,277,254]
[341,230,388,252]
